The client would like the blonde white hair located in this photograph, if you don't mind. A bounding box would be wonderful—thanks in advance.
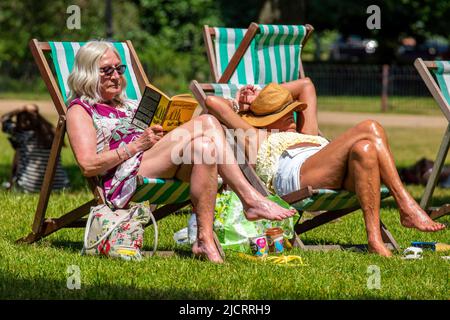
[67,40,127,106]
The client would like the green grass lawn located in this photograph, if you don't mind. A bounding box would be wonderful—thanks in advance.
[0,90,444,116]
[318,96,442,116]
[0,124,449,300]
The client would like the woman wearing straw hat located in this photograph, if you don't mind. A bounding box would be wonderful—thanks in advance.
[205,81,446,257]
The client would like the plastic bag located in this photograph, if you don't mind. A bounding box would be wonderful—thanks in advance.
[213,190,298,253]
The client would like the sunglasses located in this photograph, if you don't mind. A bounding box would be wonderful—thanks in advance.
[99,64,127,76]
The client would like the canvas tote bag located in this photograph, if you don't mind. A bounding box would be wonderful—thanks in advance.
[82,203,157,261]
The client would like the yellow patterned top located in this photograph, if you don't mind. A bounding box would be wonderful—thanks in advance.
[255,131,329,192]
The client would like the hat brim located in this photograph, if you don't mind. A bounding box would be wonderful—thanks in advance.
[240,101,307,127]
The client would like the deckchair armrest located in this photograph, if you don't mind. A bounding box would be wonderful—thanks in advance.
[280,186,314,203]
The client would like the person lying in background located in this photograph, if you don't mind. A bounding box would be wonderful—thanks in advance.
[1,104,70,192]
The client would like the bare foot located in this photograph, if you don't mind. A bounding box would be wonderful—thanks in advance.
[192,240,224,264]
[243,196,296,221]
[368,241,393,257]
[399,203,446,232]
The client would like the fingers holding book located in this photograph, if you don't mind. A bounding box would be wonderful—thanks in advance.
[133,125,164,151]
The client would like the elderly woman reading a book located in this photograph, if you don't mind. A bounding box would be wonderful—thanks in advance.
[205,81,445,257]
[65,40,295,263]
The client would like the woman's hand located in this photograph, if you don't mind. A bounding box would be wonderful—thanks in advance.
[130,125,164,152]
[236,85,259,112]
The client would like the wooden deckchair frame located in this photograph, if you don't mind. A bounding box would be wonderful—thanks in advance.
[414,58,450,220]
[190,80,400,251]
[16,39,192,245]
[203,22,315,83]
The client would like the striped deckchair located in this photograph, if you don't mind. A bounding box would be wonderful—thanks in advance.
[17,40,197,245]
[414,58,450,220]
[203,22,313,84]
[196,23,399,251]
[190,82,399,252]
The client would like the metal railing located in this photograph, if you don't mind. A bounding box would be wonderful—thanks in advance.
[303,63,438,114]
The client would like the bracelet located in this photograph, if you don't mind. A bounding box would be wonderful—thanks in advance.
[228,98,240,113]
[115,148,123,160]
[123,144,133,158]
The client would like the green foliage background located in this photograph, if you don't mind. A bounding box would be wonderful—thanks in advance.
[1,0,450,94]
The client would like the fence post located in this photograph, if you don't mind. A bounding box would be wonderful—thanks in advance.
[381,64,389,112]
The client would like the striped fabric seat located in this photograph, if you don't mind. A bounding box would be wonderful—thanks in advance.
[213,24,307,84]
[49,42,190,204]
[210,84,391,212]
[433,61,450,103]
[49,42,141,103]
[211,83,265,100]
[292,187,391,212]
[131,178,190,204]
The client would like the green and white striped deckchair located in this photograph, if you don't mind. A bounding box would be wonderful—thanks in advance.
[203,22,313,124]
[203,22,313,84]
[414,58,450,220]
[18,39,194,245]
[199,23,399,250]
[190,80,399,251]
[49,42,141,103]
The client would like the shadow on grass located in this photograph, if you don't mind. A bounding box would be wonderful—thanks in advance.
[298,238,370,251]
[0,272,217,299]
[49,239,193,259]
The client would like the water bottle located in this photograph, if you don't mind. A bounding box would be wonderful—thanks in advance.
[187,213,198,244]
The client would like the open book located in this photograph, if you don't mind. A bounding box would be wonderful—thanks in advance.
[131,83,199,132]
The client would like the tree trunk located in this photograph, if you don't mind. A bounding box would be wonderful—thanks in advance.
[258,0,306,24]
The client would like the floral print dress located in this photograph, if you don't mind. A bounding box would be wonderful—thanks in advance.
[68,98,144,209]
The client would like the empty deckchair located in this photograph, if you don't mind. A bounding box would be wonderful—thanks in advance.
[414,58,450,220]
[193,22,399,251]
[203,22,313,84]
[16,40,219,255]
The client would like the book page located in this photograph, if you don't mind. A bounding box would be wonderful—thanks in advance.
[162,96,198,131]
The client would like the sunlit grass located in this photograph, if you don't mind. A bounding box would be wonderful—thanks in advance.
[0,124,449,299]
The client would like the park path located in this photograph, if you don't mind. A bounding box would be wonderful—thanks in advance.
[0,99,447,128]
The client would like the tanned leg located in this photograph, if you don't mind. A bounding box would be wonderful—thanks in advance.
[186,136,223,263]
[138,115,295,221]
[343,140,392,257]
[300,120,445,232]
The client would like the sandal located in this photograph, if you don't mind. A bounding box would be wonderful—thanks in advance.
[402,247,423,260]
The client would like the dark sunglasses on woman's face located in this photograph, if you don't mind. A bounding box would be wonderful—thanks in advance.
[99,64,127,76]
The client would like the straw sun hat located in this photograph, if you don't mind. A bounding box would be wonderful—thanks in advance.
[240,83,307,127]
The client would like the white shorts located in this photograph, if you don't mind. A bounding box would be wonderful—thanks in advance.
[273,146,324,196]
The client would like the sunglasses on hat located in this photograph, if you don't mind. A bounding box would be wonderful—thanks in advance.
[100,64,126,76]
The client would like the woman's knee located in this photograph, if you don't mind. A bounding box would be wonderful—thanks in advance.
[349,139,377,165]
[196,113,221,130]
[355,119,385,138]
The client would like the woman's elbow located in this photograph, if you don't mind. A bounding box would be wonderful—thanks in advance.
[82,168,97,177]
[205,96,228,115]
[77,157,97,177]
[205,96,215,110]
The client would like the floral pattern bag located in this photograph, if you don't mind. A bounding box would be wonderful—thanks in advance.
[82,204,154,261]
